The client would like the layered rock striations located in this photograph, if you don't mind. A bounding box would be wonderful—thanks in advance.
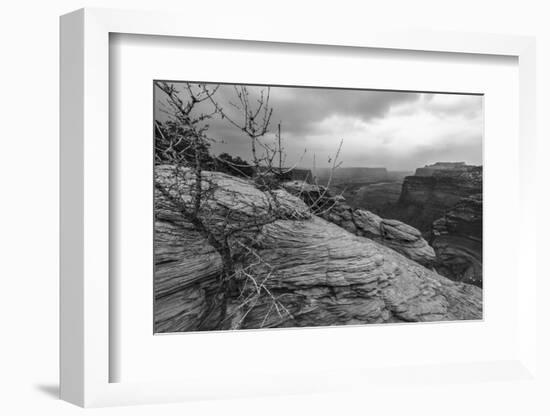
[431,194,483,287]
[154,166,482,333]
[384,162,484,287]
[395,163,482,232]
[283,181,436,267]
[414,162,469,177]
[154,166,311,332]
[230,216,481,329]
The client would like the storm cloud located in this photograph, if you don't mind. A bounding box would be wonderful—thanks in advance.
[154,82,483,171]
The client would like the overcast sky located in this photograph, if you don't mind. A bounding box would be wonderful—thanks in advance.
[154,82,483,171]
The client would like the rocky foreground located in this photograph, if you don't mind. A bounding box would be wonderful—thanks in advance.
[282,181,436,267]
[154,166,482,333]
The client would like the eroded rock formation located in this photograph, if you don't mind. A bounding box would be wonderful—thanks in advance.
[154,166,482,333]
[395,163,482,232]
[414,162,469,177]
[431,194,483,287]
[282,181,436,267]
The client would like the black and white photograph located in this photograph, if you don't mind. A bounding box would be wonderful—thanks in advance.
[153,81,483,333]
[2,0,547,412]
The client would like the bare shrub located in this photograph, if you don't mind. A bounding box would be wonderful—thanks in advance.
[154,81,344,329]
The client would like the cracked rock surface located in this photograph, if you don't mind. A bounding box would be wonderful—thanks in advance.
[283,181,436,267]
[154,167,482,332]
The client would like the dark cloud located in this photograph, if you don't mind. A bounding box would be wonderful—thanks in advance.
[154,82,482,171]
[265,87,421,135]
[156,82,420,133]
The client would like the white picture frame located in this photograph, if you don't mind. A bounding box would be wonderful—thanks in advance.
[60,7,538,407]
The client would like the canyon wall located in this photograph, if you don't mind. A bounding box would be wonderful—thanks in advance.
[396,164,482,232]
[431,194,483,287]
[387,163,484,287]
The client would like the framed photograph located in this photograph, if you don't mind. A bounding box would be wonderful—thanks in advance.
[60,8,538,407]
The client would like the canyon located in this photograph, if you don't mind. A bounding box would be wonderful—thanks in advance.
[315,167,390,185]
[291,161,484,287]
[396,163,482,232]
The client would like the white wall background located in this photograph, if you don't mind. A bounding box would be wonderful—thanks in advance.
[0,1,548,414]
